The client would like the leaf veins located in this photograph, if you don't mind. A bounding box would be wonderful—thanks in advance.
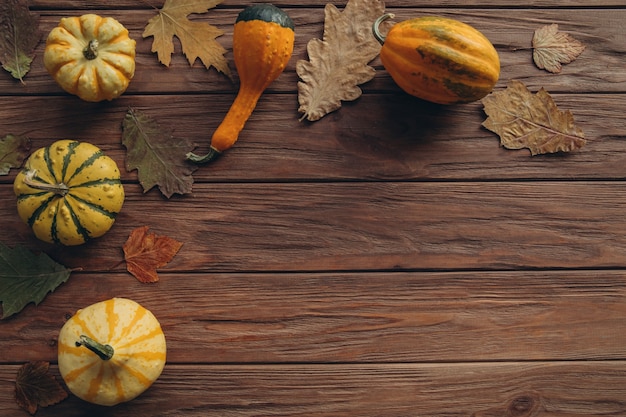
[296,0,388,121]
[481,80,586,156]
[143,0,231,79]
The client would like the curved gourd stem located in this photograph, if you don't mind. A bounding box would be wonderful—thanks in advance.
[186,147,221,164]
[373,13,395,45]
[22,170,69,196]
[76,335,114,361]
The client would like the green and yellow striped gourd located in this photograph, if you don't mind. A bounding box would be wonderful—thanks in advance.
[13,140,124,246]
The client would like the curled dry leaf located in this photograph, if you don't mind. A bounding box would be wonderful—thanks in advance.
[482,80,585,156]
[532,23,585,73]
[123,226,183,283]
[15,361,68,415]
[143,0,231,78]
[297,0,388,121]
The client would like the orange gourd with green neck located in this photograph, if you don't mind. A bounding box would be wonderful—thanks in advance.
[187,4,295,164]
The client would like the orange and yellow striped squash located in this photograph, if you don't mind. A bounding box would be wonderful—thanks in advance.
[373,14,500,104]
[187,4,295,164]
[43,14,136,102]
[57,298,167,406]
[13,140,124,246]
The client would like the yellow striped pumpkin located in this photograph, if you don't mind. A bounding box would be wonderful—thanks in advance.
[57,298,167,406]
[13,140,124,246]
[373,14,500,104]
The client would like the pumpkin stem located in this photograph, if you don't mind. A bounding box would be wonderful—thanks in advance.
[83,39,99,60]
[22,170,69,196]
[373,13,395,45]
[76,335,114,361]
[186,146,222,164]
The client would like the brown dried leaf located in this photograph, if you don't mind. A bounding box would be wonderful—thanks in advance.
[0,134,31,175]
[143,0,231,79]
[482,80,585,155]
[532,23,585,73]
[15,361,68,415]
[0,0,42,83]
[122,108,199,198]
[296,0,388,121]
[123,226,183,283]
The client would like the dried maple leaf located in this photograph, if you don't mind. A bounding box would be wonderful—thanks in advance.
[15,361,68,415]
[122,107,199,198]
[143,0,231,78]
[0,134,31,175]
[482,80,585,155]
[297,0,388,121]
[0,243,72,319]
[532,23,585,73]
[0,0,41,83]
[123,226,183,283]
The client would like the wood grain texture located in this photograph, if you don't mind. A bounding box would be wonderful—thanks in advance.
[1,363,626,416]
[2,271,626,364]
[1,9,624,95]
[0,94,624,183]
[2,181,626,271]
[1,1,625,416]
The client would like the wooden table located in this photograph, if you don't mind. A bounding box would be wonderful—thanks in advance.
[2,1,626,415]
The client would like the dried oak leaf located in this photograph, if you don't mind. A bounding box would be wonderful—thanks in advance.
[122,108,199,198]
[0,243,72,319]
[0,134,31,175]
[15,361,68,415]
[143,0,231,78]
[297,0,388,121]
[0,0,41,83]
[482,80,585,155]
[532,23,585,73]
[123,226,183,283]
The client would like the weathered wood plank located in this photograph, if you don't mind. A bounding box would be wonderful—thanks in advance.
[27,0,626,9]
[2,8,624,95]
[0,94,624,183]
[2,181,626,272]
[2,271,626,364]
[1,362,625,416]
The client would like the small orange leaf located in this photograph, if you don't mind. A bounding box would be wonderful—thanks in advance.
[123,226,183,283]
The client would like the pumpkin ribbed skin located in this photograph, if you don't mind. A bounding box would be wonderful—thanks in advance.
[377,15,500,104]
[58,298,167,406]
[44,14,136,102]
[13,140,124,246]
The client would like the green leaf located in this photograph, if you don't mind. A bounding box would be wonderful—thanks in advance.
[0,134,31,175]
[122,107,198,198]
[0,0,42,83]
[0,243,71,319]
